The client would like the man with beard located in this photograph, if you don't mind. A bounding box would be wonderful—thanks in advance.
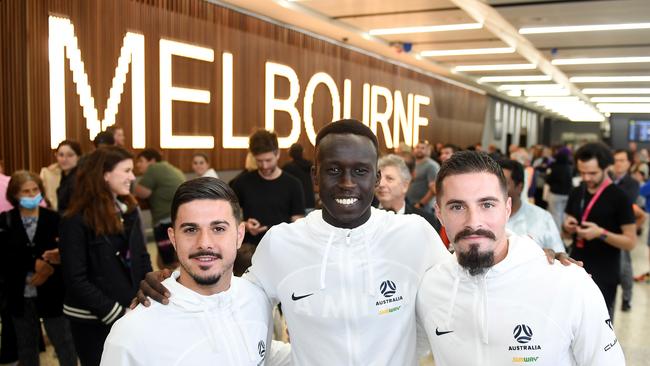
[564,143,636,318]
[136,120,451,365]
[417,151,624,366]
[101,177,290,365]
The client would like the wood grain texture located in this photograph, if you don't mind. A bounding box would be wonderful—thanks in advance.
[0,0,487,173]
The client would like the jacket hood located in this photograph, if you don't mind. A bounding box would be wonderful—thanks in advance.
[302,207,391,297]
[164,273,257,361]
[443,231,545,344]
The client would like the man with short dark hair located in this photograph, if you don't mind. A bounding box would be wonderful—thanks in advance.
[564,142,636,318]
[101,177,290,365]
[407,140,440,212]
[134,148,185,269]
[611,148,639,312]
[417,151,625,366]
[438,144,459,163]
[498,159,566,255]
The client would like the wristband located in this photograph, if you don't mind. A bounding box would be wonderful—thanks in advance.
[599,229,608,241]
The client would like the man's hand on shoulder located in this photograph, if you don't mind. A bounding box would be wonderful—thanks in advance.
[130,269,172,309]
[543,248,583,267]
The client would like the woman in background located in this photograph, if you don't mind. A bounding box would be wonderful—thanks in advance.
[59,146,152,366]
[0,171,77,366]
[191,153,219,178]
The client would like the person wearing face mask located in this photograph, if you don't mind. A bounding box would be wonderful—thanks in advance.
[59,146,152,366]
[0,171,78,366]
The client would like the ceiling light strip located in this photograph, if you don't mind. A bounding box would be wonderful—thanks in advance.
[552,56,650,65]
[369,23,482,36]
[570,76,650,83]
[420,47,515,57]
[520,22,650,34]
[453,63,536,72]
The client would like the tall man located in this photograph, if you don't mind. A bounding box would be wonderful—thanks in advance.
[498,159,566,255]
[230,130,305,273]
[407,140,440,212]
[564,143,636,318]
[611,149,639,311]
[417,151,625,366]
[134,148,186,269]
[102,178,289,365]
[137,120,450,365]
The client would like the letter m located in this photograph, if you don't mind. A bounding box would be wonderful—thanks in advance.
[48,16,145,148]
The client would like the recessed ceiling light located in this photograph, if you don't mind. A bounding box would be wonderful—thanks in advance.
[453,63,536,72]
[369,23,482,36]
[479,75,552,83]
[597,103,650,113]
[498,84,563,90]
[520,22,650,34]
[583,88,650,95]
[527,96,580,102]
[420,47,515,57]
[591,97,650,103]
[552,56,650,65]
[570,76,650,83]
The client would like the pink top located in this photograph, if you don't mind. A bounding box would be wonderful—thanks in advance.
[0,174,12,213]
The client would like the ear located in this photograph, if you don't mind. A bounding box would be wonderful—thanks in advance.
[434,202,444,226]
[103,171,110,183]
[375,168,381,188]
[505,196,512,219]
[236,222,245,250]
[311,164,319,193]
[167,226,177,251]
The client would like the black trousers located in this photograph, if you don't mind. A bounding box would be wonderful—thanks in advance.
[68,321,111,366]
[596,281,618,322]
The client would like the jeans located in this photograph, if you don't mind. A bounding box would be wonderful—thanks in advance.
[12,299,77,366]
[620,250,633,303]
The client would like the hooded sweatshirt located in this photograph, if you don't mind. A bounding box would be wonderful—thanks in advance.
[416,231,625,366]
[245,208,450,365]
[100,272,291,366]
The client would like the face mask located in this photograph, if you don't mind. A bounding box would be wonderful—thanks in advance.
[19,194,42,210]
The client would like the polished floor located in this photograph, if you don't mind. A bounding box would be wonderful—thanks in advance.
[2,236,648,366]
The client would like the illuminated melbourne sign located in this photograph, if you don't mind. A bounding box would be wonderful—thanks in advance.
[48,16,431,149]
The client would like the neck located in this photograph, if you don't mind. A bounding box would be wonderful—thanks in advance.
[258,167,281,180]
[587,178,607,194]
[19,207,39,217]
[323,207,371,229]
[493,238,510,265]
[614,172,626,180]
[177,269,232,296]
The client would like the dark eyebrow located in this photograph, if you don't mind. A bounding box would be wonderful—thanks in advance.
[478,197,500,202]
[445,199,466,206]
[179,220,230,229]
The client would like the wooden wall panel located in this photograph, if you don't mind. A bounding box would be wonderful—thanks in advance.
[0,0,487,173]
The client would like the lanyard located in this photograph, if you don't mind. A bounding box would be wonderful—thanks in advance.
[576,178,611,248]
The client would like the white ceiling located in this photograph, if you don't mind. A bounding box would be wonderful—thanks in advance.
[216,0,650,120]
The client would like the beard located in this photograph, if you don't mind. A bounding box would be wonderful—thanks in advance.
[181,250,226,286]
[454,228,497,276]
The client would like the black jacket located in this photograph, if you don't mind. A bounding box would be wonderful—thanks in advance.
[613,173,640,205]
[56,167,77,215]
[546,159,573,195]
[404,201,442,234]
[0,208,65,317]
[283,159,316,209]
[59,208,152,325]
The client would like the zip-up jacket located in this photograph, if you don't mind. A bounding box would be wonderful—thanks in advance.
[101,273,291,365]
[417,231,625,366]
[246,208,450,365]
[59,209,152,325]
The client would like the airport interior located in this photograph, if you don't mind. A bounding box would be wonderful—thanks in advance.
[0,0,649,365]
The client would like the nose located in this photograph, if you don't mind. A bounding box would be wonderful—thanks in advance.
[128,171,136,182]
[198,228,213,250]
[339,170,355,188]
[463,205,483,230]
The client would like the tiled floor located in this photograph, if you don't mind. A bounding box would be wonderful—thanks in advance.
[421,237,650,366]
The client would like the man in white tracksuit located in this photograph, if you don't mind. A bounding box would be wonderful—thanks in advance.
[417,151,625,366]
[101,178,289,365]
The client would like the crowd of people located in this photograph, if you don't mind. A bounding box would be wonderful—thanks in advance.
[0,119,645,365]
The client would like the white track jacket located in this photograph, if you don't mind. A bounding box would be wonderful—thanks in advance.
[100,273,291,366]
[417,231,625,366]
[246,208,450,366]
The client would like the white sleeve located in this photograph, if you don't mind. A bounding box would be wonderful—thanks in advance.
[243,230,280,306]
[571,274,625,366]
[100,341,142,366]
[265,340,292,366]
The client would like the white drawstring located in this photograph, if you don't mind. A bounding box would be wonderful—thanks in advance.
[480,275,489,344]
[320,232,335,290]
[445,274,461,330]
